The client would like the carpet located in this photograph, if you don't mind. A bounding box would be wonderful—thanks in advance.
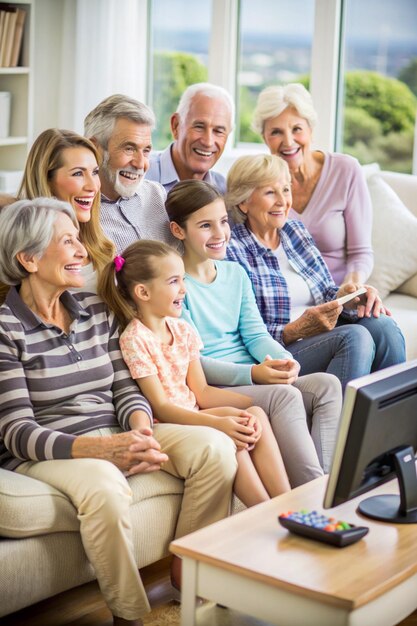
[143,601,181,626]
[142,600,274,625]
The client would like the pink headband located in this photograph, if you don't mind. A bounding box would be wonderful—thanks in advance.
[114,255,125,273]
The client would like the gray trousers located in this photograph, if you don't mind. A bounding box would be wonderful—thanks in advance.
[231,373,342,487]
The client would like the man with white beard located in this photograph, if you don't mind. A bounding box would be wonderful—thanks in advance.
[84,94,178,253]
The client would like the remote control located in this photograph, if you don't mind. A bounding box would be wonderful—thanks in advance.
[336,287,367,307]
[278,510,369,547]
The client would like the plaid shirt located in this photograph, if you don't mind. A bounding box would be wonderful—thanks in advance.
[226,221,340,344]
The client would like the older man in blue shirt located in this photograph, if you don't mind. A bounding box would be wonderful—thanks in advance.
[146,82,234,194]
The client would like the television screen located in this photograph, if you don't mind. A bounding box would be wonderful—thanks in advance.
[323,360,417,523]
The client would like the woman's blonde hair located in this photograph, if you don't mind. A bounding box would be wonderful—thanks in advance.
[226,154,290,223]
[98,240,181,331]
[18,128,115,274]
[252,83,317,135]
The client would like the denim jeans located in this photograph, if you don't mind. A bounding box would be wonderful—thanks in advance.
[288,314,406,392]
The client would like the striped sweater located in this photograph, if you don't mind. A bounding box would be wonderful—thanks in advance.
[0,288,152,470]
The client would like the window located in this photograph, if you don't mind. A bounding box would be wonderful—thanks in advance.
[145,0,417,172]
[149,0,212,149]
[237,0,315,145]
[339,0,417,173]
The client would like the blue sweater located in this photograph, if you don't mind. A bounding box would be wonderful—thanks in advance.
[182,260,292,367]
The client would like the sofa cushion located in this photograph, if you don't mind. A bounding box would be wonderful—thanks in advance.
[366,172,417,299]
[129,467,184,501]
[384,292,417,361]
[397,273,417,299]
[0,466,184,539]
[0,468,79,538]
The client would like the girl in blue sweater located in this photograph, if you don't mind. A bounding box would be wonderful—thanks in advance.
[166,180,343,481]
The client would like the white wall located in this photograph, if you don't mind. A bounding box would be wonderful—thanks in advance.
[32,0,148,140]
[32,0,67,137]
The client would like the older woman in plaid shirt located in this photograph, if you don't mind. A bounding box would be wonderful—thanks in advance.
[226,154,405,393]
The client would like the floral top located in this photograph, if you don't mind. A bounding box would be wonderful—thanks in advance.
[120,317,203,411]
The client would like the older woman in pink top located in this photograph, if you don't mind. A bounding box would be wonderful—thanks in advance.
[252,83,373,286]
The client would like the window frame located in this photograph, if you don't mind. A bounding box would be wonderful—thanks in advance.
[146,0,417,172]
[206,0,344,153]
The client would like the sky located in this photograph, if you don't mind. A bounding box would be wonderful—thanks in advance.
[152,0,417,42]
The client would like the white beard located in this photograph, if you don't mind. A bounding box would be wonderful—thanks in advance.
[102,151,145,198]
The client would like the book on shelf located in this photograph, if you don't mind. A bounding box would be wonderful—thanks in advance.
[9,7,26,67]
[0,4,26,67]
[0,8,14,66]
[0,11,6,49]
[0,5,13,63]
[2,7,16,66]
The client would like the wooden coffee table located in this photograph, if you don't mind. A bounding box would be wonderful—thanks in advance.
[170,475,417,626]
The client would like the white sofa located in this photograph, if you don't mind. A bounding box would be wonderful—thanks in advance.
[0,463,244,618]
[0,468,185,617]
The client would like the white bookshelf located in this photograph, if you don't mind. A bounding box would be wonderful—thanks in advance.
[0,0,33,172]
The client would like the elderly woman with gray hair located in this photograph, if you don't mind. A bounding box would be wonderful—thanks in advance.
[252,83,373,286]
[225,154,405,393]
[0,198,238,626]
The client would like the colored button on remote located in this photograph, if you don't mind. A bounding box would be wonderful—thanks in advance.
[278,510,369,547]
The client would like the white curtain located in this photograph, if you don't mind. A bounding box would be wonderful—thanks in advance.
[57,0,148,134]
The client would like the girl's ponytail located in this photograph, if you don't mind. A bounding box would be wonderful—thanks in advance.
[98,255,136,330]
[98,239,181,330]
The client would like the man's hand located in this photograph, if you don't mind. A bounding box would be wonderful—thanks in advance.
[252,357,300,385]
[72,429,169,475]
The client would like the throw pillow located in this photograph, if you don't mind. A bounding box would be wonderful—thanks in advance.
[367,173,417,299]
[362,162,381,178]
[397,273,417,298]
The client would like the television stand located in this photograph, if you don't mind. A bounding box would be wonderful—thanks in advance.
[358,446,417,523]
